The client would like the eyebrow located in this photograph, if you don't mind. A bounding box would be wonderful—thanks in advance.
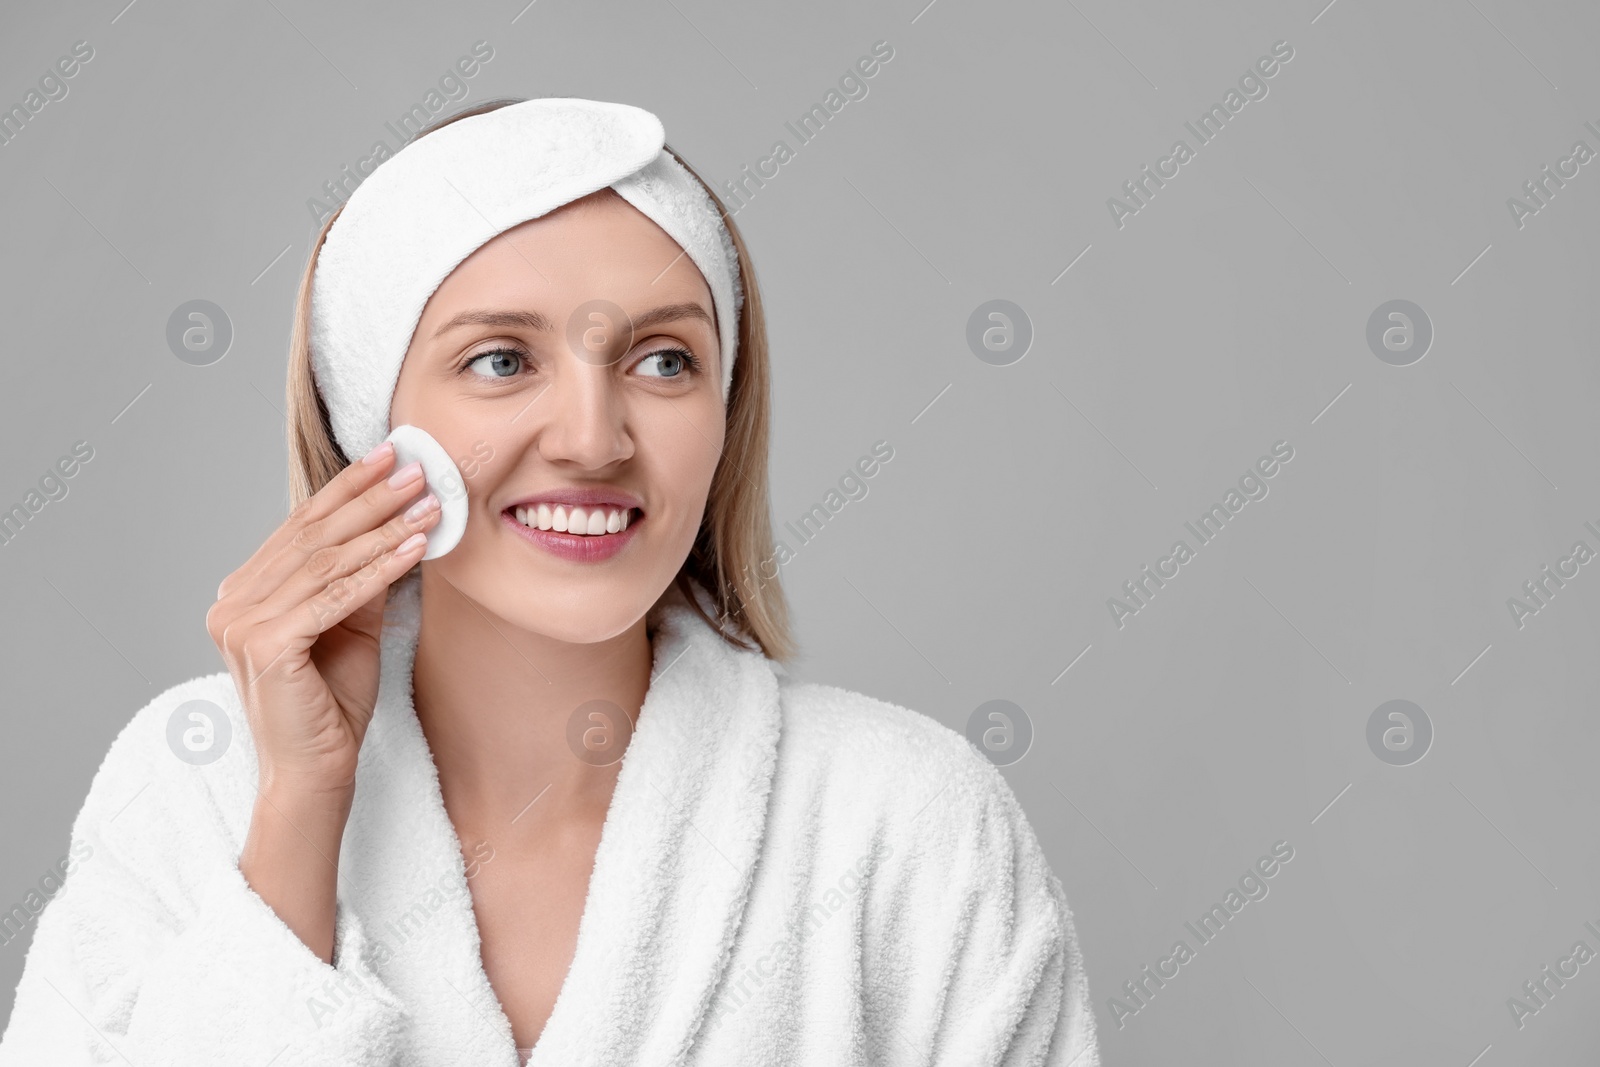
[431,302,714,340]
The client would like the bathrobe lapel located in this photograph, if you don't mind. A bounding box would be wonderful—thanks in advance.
[342,571,783,1066]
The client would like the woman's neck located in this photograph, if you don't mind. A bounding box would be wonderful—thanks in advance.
[408,567,652,848]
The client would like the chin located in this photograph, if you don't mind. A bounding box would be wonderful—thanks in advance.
[519,594,651,644]
[450,555,667,642]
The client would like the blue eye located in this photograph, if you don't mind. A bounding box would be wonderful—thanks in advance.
[460,345,703,381]
[637,346,703,378]
[464,348,526,379]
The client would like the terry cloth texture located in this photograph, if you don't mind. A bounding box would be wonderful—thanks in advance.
[0,571,1099,1066]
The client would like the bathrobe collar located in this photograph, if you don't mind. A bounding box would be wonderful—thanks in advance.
[343,570,783,1065]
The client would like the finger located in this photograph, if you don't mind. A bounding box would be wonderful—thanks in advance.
[257,492,441,624]
[217,441,400,602]
[233,453,429,609]
[297,526,430,643]
[238,526,432,687]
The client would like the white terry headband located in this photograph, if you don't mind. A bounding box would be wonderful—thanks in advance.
[309,96,744,463]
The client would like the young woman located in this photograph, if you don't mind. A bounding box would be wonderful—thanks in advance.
[0,97,1099,1066]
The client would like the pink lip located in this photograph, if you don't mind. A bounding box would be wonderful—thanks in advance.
[501,507,643,563]
[504,486,644,513]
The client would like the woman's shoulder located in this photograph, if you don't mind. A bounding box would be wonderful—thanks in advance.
[774,676,985,778]
[73,670,254,845]
[771,676,1046,859]
[92,669,246,774]
[768,676,1073,963]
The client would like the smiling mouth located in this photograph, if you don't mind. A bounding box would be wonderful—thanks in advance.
[507,503,641,536]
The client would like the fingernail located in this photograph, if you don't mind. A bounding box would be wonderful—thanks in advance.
[362,441,395,466]
[404,494,439,523]
[398,532,427,554]
[387,461,423,489]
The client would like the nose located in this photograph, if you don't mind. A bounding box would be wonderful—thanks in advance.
[521,357,634,470]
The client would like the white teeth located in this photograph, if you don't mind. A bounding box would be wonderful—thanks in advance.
[513,504,634,535]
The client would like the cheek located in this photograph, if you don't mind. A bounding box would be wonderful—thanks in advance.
[646,394,725,464]
[637,404,724,520]
[388,357,429,425]
[684,422,727,503]
[389,348,484,423]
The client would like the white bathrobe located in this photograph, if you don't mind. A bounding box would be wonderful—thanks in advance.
[0,571,1100,1066]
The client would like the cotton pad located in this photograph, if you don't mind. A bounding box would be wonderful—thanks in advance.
[383,424,468,560]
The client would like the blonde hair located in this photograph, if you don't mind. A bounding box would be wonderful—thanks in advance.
[284,97,795,662]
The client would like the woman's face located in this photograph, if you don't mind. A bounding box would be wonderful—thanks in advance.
[389,189,727,643]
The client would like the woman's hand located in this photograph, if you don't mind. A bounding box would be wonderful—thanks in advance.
[206,441,441,798]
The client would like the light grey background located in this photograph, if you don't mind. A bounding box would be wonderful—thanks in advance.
[2,0,1597,1063]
